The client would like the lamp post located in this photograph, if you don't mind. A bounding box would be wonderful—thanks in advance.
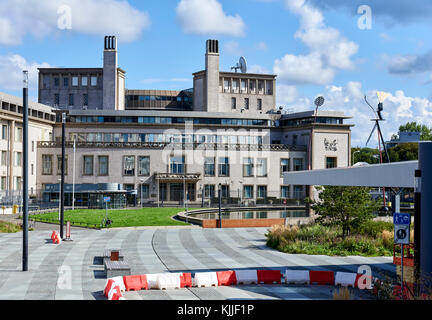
[218,183,222,228]
[140,178,144,208]
[72,138,75,210]
[353,150,360,165]
[59,113,66,239]
[22,70,29,272]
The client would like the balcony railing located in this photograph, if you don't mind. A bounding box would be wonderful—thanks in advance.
[37,141,307,151]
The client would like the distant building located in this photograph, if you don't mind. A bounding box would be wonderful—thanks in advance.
[386,131,420,149]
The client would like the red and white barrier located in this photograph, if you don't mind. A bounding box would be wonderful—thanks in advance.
[217,271,237,286]
[335,272,358,287]
[180,273,193,288]
[257,270,282,284]
[194,272,218,287]
[285,270,310,284]
[309,271,334,285]
[146,273,162,289]
[235,270,257,285]
[157,273,182,290]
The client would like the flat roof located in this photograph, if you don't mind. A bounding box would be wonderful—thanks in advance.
[0,91,56,114]
[283,160,418,188]
[281,110,352,119]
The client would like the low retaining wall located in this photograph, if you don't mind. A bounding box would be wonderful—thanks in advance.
[202,218,286,228]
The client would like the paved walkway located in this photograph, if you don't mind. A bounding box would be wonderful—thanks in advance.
[0,226,394,300]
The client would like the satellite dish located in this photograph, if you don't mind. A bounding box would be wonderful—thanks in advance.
[314,96,325,107]
[231,56,247,73]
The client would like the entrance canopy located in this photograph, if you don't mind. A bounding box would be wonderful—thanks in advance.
[283,161,418,188]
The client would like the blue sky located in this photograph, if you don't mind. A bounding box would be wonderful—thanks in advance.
[1,0,432,147]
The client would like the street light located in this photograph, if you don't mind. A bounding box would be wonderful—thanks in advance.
[139,178,145,208]
[22,70,29,272]
[218,183,222,228]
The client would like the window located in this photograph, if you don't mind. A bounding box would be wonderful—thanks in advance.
[91,76,97,86]
[169,156,185,174]
[204,185,215,199]
[243,185,253,199]
[31,164,34,176]
[256,158,267,177]
[96,156,108,176]
[204,157,215,176]
[1,151,6,166]
[231,97,236,109]
[63,77,69,87]
[123,156,135,176]
[292,135,298,146]
[280,159,290,177]
[218,157,229,177]
[1,177,6,191]
[57,155,68,175]
[232,79,239,93]
[15,127,22,142]
[220,185,230,198]
[15,152,22,167]
[69,94,74,106]
[83,155,94,175]
[257,185,267,198]
[42,155,53,175]
[293,158,303,171]
[81,77,88,86]
[224,79,230,92]
[83,94,89,106]
[257,99,262,110]
[54,77,59,87]
[15,177,21,191]
[294,185,304,200]
[140,184,150,199]
[243,158,254,177]
[326,157,337,169]
[138,156,150,176]
[280,186,290,198]
[244,98,249,110]
[54,94,60,106]
[72,77,78,86]
[2,125,7,139]
[241,79,247,93]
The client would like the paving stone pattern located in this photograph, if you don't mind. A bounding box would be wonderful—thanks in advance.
[0,226,394,300]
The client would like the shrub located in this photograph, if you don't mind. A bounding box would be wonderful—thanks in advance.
[332,287,352,300]
[353,220,393,238]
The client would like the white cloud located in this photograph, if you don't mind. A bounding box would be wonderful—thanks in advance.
[176,0,245,37]
[248,64,270,74]
[255,41,268,51]
[276,80,432,147]
[0,54,52,94]
[0,0,150,45]
[223,41,243,56]
[273,0,358,85]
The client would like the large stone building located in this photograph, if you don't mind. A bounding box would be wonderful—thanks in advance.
[0,36,353,210]
[33,37,353,209]
[0,92,56,204]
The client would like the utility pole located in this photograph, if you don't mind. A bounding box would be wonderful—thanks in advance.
[22,70,29,272]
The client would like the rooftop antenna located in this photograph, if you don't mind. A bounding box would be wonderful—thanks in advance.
[307,96,325,170]
[231,56,247,73]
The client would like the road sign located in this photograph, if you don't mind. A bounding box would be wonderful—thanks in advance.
[393,212,411,225]
[103,196,111,202]
[394,225,410,245]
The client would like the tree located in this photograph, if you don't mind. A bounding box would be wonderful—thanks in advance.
[351,147,379,164]
[388,142,418,162]
[307,186,380,239]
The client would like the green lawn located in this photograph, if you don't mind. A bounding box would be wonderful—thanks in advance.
[0,220,22,233]
[30,207,193,229]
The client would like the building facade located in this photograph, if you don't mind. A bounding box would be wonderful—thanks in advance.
[32,37,353,209]
[0,92,55,204]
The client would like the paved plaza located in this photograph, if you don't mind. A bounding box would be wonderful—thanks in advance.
[0,223,395,300]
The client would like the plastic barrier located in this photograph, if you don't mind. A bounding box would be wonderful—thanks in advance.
[157,273,182,290]
[217,271,237,286]
[123,275,146,291]
[335,272,358,287]
[235,270,258,285]
[257,270,282,284]
[309,271,334,285]
[146,273,162,289]
[109,276,126,292]
[51,231,61,244]
[285,270,310,284]
[104,279,116,297]
[194,272,218,287]
[108,285,123,300]
[180,273,193,288]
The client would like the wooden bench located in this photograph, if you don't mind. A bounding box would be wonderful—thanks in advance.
[104,260,131,278]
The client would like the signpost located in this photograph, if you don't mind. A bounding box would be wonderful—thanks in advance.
[393,212,411,298]
[103,196,111,228]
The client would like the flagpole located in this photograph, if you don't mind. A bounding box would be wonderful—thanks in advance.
[72,139,75,211]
